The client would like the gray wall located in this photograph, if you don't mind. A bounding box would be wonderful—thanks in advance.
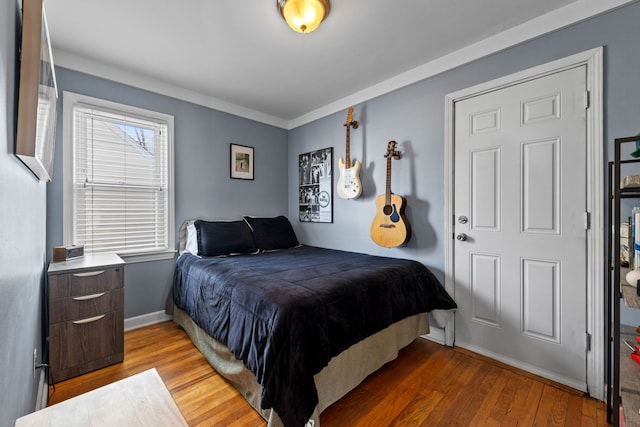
[0,0,48,425]
[46,68,289,318]
[287,2,640,325]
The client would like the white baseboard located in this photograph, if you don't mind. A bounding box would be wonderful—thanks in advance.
[124,310,173,331]
[455,340,588,393]
[124,310,447,346]
[422,325,446,345]
[35,369,47,411]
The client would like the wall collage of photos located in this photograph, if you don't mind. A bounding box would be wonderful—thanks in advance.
[298,147,333,223]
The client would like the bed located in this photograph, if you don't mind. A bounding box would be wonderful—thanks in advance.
[170,216,456,427]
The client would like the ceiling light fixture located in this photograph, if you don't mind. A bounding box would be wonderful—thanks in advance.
[277,0,330,34]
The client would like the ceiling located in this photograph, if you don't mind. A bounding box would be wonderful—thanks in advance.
[44,0,627,128]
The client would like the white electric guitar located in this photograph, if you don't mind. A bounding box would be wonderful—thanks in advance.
[337,107,362,199]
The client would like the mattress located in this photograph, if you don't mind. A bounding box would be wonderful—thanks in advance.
[172,245,456,426]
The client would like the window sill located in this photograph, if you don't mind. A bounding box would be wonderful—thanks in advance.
[117,250,177,264]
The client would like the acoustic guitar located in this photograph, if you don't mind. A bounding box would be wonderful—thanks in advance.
[370,141,410,247]
[337,107,362,199]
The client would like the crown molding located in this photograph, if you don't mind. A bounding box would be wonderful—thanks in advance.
[53,0,635,130]
[288,0,634,129]
[52,48,289,129]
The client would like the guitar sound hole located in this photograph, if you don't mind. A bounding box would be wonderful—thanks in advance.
[383,205,393,215]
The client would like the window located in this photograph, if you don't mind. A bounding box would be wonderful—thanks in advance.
[63,92,175,262]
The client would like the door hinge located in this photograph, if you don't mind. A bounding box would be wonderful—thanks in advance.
[584,211,591,230]
[584,91,590,109]
[586,332,591,352]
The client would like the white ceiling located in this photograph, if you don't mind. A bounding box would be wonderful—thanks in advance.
[45,0,631,129]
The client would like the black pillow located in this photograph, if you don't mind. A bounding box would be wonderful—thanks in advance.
[243,216,299,251]
[194,220,256,257]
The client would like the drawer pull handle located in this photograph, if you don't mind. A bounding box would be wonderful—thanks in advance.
[73,315,105,325]
[73,270,105,278]
[73,292,106,301]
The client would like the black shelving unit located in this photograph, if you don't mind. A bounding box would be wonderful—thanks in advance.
[607,135,640,426]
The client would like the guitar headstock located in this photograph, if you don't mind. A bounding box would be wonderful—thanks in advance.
[345,107,359,129]
[385,140,401,160]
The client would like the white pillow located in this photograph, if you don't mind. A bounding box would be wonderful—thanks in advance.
[185,223,198,255]
[178,219,196,254]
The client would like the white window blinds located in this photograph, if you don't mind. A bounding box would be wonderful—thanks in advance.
[70,101,172,256]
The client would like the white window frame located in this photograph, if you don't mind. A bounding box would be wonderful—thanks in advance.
[63,91,175,263]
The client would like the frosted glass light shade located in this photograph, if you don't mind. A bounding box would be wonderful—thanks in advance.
[278,0,330,33]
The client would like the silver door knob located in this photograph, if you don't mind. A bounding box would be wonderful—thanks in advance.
[456,233,467,241]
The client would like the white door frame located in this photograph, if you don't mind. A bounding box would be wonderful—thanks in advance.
[443,47,604,399]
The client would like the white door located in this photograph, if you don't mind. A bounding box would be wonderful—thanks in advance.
[453,66,588,390]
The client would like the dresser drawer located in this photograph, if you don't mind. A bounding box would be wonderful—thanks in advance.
[49,288,124,324]
[49,309,124,381]
[47,254,125,381]
[49,266,123,299]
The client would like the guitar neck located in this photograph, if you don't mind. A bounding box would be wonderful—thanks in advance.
[344,107,357,169]
[345,128,351,168]
[385,155,392,205]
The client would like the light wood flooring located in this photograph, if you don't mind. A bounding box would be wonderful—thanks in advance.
[48,321,610,426]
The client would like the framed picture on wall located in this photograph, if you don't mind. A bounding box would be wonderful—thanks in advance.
[299,147,333,223]
[15,0,58,182]
[230,143,254,180]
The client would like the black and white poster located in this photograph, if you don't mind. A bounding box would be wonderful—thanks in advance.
[299,147,332,223]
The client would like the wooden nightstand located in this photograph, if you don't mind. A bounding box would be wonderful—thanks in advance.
[47,253,125,382]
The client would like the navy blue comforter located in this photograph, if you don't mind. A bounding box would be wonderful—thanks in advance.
[172,246,456,427]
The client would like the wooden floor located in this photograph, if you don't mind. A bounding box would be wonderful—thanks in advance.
[48,321,610,426]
